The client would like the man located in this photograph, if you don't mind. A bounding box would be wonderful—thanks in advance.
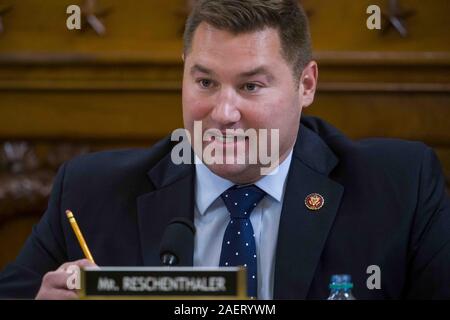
[0,0,449,299]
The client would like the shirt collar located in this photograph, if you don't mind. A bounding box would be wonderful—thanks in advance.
[194,149,293,215]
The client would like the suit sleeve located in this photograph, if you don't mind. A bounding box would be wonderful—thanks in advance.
[406,146,450,299]
[0,163,69,299]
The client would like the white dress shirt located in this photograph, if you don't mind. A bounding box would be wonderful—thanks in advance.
[193,150,293,299]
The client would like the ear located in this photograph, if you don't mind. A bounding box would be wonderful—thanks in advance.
[181,53,185,62]
[299,61,318,108]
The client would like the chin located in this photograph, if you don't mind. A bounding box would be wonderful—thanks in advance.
[206,162,258,184]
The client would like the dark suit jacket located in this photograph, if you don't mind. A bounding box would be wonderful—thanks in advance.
[1,116,449,299]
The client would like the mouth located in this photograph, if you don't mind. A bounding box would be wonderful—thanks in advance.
[214,135,247,143]
[204,130,248,143]
[204,131,248,144]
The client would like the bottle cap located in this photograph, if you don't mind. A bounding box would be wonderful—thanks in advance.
[329,274,354,290]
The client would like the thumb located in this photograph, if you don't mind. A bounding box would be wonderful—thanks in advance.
[75,258,100,270]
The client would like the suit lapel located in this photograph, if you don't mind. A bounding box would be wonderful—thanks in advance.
[136,152,195,266]
[274,124,344,299]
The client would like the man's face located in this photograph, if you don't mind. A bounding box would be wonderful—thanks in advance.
[182,22,317,183]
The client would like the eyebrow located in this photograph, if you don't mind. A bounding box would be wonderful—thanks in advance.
[190,64,215,76]
[190,64,275,82]
[238,66,274,81]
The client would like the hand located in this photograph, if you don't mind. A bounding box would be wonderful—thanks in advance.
[35,259,98,300]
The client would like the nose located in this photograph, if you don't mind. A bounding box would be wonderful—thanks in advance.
[210,87,241,126]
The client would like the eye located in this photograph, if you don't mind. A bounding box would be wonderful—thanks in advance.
[198,79,214,89]
[242,83,261,92]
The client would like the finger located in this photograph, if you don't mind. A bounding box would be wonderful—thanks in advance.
[57,259,98,272]
[42,271,71,290]
[52,289,79,300]
[76,258,99,269]
[57,262,75,272]
[37,288,79,300]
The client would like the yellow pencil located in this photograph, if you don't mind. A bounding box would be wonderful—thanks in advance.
[65,210,95,264]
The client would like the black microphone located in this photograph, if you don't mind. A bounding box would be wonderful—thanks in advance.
[159,218,196,266]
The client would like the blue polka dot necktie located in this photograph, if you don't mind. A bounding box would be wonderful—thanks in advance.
[219,184,266,298]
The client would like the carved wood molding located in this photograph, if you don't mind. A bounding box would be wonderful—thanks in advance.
[0,51,448,93]
[0,142,90,225]
[0,4,12,34]
[381,0,415,38]
[79,0,113,36]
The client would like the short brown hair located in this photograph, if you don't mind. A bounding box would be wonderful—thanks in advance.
[183,0,312,77]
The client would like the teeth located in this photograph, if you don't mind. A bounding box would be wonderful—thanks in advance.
[215,135,246,143]
[215,136,245,143]
[216,135,235,143]
[204,131,247,143]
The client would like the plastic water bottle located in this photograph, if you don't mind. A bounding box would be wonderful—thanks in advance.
[327,274,356,300]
